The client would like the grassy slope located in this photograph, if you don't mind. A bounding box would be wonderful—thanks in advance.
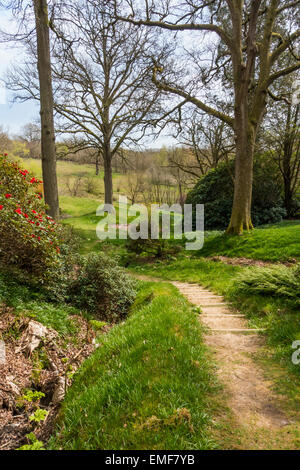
[200,220,300,262]
[50,282,219,450]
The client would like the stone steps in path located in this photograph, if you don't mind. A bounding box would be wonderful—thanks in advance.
[172,281,261,335]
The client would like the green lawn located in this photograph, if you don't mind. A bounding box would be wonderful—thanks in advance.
[49,281,219,450]
[200,220,300,262]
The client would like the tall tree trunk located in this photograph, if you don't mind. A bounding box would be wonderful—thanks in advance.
[33,0,59,220]
[103,145,113,204]
[284,179,293,218]
[226,96,256,234]
[226,132,255,234]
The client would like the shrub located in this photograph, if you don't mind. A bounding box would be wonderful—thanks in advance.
[68,252,137,321]
[0,154,64,285]
[127,237,180,259]
[232,264,300,307]
[186,157,286,230]
[126,213,182,259]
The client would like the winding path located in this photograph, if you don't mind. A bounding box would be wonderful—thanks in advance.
[172,281,294,448]
[132,273,299,448]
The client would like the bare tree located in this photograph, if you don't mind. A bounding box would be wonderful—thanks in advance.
[19,122,41,158]
[5,0,170,204]
[170,111,235,178]
[116,0,300,234]
[264,103,300,217]
[0,126,11,153]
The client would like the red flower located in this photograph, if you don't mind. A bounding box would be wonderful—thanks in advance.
[5,194,11,199]
[0,205,3,210]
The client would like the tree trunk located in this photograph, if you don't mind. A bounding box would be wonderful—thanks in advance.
[284,179,293,218]
[226,120,256,235]
[33,0,59,220]
[95,151,100,176]
[103,146,113,204]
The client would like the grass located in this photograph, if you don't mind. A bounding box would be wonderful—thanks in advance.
[129,257,300,379]
[20,158,300,263]
[49,281,220,450]
[199,220,300,262]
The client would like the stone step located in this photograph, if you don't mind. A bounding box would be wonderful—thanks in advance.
[201,306,232,315]
[185,296,224,300]
[198,303,226,307]
[201,315,245,329]
[186,299,225,305]
[209,328,265,333]
[179,291,215,295]
[201,314,245,318]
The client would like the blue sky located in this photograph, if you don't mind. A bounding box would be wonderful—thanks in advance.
[0,9,40,136]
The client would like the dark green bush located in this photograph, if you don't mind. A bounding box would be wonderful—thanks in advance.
[126,213,182,259]
[68,252,137,321]
[186,157,286,230]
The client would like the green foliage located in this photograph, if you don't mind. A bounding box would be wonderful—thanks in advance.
[186,158,286,230]
[17,433,45,451]
[199,220,300,262]
[232,264,300,306]
[49,282,218,450]
[0,270,81,337]
[30,409,48,423]
[127,236,181,259]
[89,319,106,331]
[68,252,137,321]
[0,154,64,284]
[21,390,45,404]
[126,212,183,259]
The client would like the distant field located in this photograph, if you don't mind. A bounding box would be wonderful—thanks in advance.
[19,157,129,201]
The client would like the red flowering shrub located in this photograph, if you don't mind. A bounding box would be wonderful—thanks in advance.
[0,154,63,284]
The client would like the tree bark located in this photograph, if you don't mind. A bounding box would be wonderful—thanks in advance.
[95,150,100,176]
[103,144,113,204]
[226,85,257,234]
[226,128,255,234]
[33,0,59,219]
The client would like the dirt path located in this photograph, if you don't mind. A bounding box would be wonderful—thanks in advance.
[172,281,299,449]
[132,273,300,448]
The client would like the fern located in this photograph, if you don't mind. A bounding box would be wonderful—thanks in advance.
[233,264,300,306]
